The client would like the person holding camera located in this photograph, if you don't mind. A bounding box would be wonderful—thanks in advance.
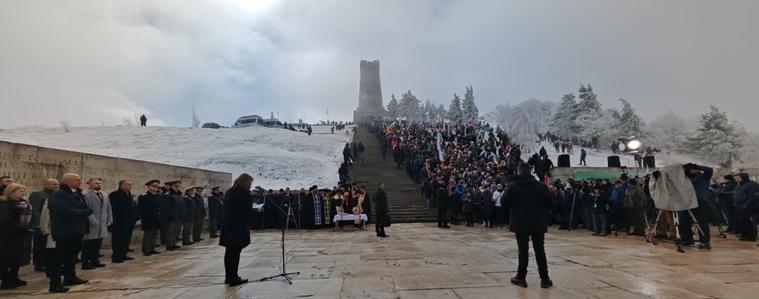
[679,163,714,249]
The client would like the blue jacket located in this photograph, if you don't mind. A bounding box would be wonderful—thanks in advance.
[688,165,713,203]
[733,180,759,208]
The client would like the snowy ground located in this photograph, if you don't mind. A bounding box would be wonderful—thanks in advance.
[0,125,352,189]
[532,141,707,169]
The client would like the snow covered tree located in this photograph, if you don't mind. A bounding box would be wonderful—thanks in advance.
[448,93,463,123]
[462,85,479,122]
[643,111,695,151]
[550,93,578,139]
[685,106,742,167]
[422,99,434,122]
[398,90,421,121]
[487,99,554,152]
[435,104,447,123]
[614,99,643,137]
[386,94,399,120]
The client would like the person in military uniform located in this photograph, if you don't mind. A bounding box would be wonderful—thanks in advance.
[138,180,162,256]
[180,187,196,245]
[192,187,206,243]
[162,181,184,250]
[207,186,224,238]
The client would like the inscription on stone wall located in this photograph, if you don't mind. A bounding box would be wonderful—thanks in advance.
[0,141,231,194]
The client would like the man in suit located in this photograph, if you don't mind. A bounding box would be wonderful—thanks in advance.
[29,179,59,272]
[48,173,92,287]
[138,180,163,256]
[503,164,554,289]
[109,180,137,263]
[81,178,112,269]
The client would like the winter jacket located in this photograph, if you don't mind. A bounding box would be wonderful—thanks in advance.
[49,187,93,240]
[503,174,553,234]
[0,198,33,266]
[29,189,54,230]
[138,192,162,231]
[733,180,759,209]
[208,193,224,219]
[219,186,254,249]
[82,189,113,240]
[109,189,137,232]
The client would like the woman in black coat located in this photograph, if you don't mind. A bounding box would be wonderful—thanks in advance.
[0,184,33,290]
[374,183,390,237]
[219,174,254,286]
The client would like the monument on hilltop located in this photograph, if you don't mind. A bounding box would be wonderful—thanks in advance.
[353,60,385,122]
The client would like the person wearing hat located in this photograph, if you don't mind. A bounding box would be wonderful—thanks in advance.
[162,180,184,250]
[180,186,196,246]
[191,187,206,243]
[207,186,224,238]
[138,180,162,256]
[109,180,136,263]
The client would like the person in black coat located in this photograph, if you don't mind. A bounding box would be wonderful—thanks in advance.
[374,183,390,237]
[109,180,137,263]
[219,174,255,286]
[503,164,554,289]
[180,187,196,245]
[0,184,33,290]
[138,180,162,256]
[207,187,224,238]
[435,183,450,228]
[48,173,92,289]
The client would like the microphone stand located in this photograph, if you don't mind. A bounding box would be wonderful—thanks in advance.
[257,189,300,284]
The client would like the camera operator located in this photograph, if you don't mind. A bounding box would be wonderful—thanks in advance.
[679,163,713,249]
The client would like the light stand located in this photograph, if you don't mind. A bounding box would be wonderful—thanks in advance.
[257,190,300,285]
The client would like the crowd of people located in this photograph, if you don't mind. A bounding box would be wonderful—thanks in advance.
[0,174,228,292]
[375,120,759,246]
[0,155,391,293]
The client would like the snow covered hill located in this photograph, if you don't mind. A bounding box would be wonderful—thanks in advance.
[0,125,352,189]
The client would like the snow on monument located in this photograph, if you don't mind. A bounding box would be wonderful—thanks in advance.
[353,60,385,122]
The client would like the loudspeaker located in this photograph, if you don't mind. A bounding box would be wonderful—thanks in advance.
[643,156,656,168]
[607,155,621,168]
[558,154,570,167]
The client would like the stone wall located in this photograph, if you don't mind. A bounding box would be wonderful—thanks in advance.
[0,140,231,193]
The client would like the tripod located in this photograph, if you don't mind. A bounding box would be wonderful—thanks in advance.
[257,193,300,284]
[646,209,708,253]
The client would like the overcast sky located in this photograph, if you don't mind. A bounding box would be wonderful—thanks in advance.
[1,0,757,129]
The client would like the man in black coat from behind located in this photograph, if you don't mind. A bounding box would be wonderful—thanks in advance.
[110,180,137,263]
[374,183,390,237]
[503,163,554,289]
[220,173,255,286]
[138,180,162,256]
[49,173,92,289]
[435,183,450,228]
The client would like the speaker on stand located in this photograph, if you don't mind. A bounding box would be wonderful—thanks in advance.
[558,154,570,167]
[607,155,621,168]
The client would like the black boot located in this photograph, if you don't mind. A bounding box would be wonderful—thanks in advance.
[510,277,527,288]
[49,278,69,293]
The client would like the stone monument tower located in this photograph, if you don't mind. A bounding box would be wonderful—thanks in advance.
[353,60,385,122]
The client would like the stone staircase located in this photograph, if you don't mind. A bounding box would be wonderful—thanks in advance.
[349,126,437,223]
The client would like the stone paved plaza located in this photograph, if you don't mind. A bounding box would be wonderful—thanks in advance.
[3,223,759,299]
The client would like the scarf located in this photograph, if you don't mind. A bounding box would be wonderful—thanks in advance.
[16,200,32,228]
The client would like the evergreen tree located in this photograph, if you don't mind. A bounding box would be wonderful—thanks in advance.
[462,85,479,122]
[435,104,447,123]
[550,93,578,139]
[386,94,399,120]
[398,90,421,121]
[614,99,643,136]
[575,84,603,145]
[423,99,433,122]
[448,93,463,123]
[686,106,742,167]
